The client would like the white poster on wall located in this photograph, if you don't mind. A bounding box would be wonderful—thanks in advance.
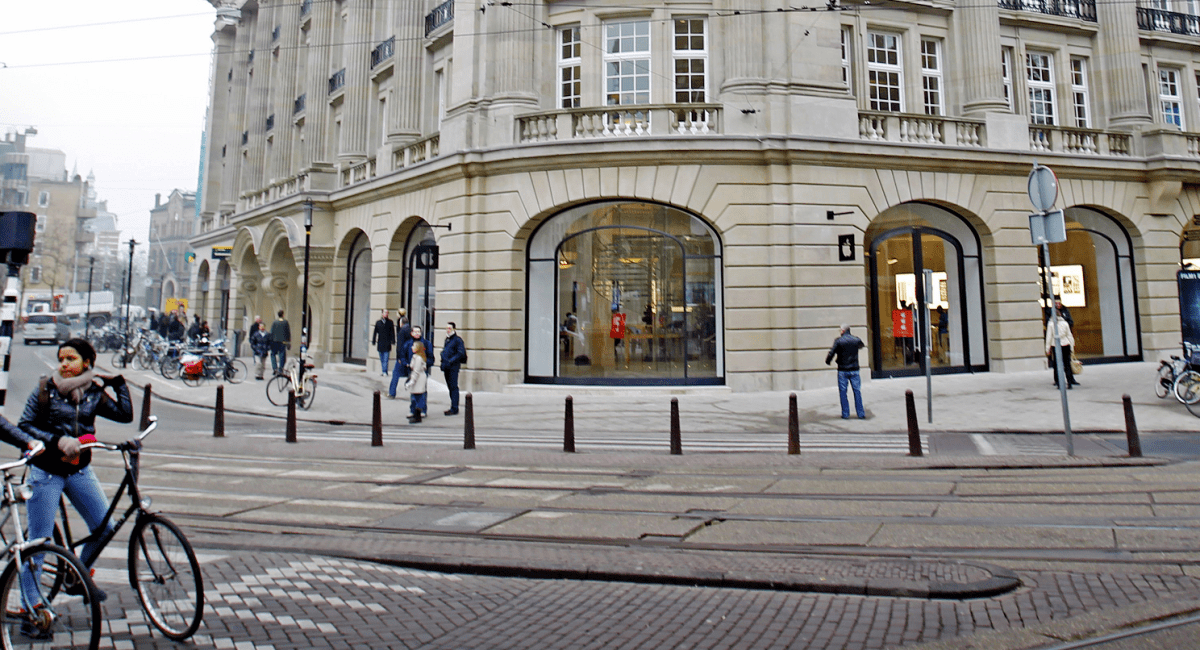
[896,272,949,310]
[1038,265,1086,308]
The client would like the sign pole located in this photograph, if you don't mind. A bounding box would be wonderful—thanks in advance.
[924,269,933,423]
[1042,241,1073,455]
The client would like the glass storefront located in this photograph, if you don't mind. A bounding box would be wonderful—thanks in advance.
[343,233,372,364]
[404,223,437,337]
[528,201,723,385]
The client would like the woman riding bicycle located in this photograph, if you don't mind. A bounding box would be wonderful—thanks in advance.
[14,338,133,603]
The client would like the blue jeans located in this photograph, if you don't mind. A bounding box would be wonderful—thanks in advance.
[270,341,287,375]
[443,368,460,412]
[388,361,408,397]
[410,392,427,418]
[378,350,390,374]
[837,370,865,419]
[22,465,113,600]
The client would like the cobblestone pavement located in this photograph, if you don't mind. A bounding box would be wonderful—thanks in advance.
[91,551,1200,649]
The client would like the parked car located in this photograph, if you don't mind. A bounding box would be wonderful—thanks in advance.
[22,313,69,345]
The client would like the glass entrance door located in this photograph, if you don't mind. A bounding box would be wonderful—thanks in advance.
[404,225,437,338]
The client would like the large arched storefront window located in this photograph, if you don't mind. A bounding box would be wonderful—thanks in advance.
[343,233,372,364]
[865,203,988,378]
[527,201,723,385]
[403,223,437,337]
[1039,208,1140,361]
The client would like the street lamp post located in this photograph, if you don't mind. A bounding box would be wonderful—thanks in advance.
[299,201,312,387]
[124,239,137,340]
[84,256,95,339]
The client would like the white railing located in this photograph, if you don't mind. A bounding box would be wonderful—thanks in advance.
[1188,135,1200,157]
[858,112,986,147]
[1029,126,1131,156]
[516,104,722,143]
[339,158,377,188]
[392,134,441,170]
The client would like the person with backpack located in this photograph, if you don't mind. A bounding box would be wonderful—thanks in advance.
[440,322,467,416]
[14,338,133,604]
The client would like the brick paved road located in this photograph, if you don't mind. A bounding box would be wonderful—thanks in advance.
[90,551,1200,649]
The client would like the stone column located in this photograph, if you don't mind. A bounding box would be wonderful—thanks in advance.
[489,0,537,102]
[245,7,274,192]
[387,0,424,144]
[1095,1,1152,128]
[338,0,371,164]
[956,3,1008,116]
[203,21,237,218]
[303,0,334,170]
[270,0,301,183]
[720,0,766,89]
[220,19,253,213]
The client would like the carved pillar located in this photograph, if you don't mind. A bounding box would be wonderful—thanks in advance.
[1096,0,1152,127]
[490,0,536,101]
[338,0,371,163]
[303,0,334,168]
[203,20,237,217]
[221,19,253,213]
[245,7,273,191]
[720,0,767,90]
[270,0,301,182]
[956,3,1008,115]
[387,0,423,143]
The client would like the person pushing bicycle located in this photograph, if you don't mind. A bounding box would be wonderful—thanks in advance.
[11,338,133,605]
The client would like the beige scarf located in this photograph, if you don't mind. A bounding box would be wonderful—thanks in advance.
[52,369,96,404]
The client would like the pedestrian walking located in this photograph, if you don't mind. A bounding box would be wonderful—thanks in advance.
[389,325,432,403]
[372,309,396,376]
[825,324,867,419]
[1046,315,1079,388]
[249,315,271,380]
[269,310,291,375]
[440,322,467,415]
[405,342,428,423]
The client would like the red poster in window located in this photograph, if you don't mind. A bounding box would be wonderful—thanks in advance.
[610,313,626,339]
[892,309,914,338]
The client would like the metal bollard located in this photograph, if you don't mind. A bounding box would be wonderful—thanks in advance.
[464,392,475,450]
[213,385,225,438]
[140,383,153,431]
[788,392,800,455]
[372,390,382,447]
[670,397,682,455]
[286,389,297,443]
[905,389,922,457]
[564,396,575,453]
[1123,394,1142,458]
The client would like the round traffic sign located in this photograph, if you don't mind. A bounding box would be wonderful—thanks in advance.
[1027,164,1058,212]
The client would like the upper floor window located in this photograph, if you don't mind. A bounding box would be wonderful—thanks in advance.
[1159,67,1184,128]
[558,26,581,109]
[35,215,46,232]
[1026,52,1056,125]
[1070,57,1091,128]
[867,32,903,112]
[673,18,707,103]
[841,27,853,91]
[921,38,944,116]
[605,20,651,106]
[37,191,49,207]
[28,266,40,284]
[1001,48,1014,111]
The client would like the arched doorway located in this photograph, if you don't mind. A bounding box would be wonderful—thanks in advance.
[1039,208,1140,361]
[865,203,988,378]
[527,200,723,385]
[403,223,437,338]
[343,233,372,364]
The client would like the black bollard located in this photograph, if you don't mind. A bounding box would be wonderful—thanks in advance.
[286,389,297,443]
[372,390,382,447]
[213,385,225,438]
[140,383,153,431]
[1123,394,1142,458]
[564,396,575,453]
[905,389,922,456]
[670,397,682,455]
[788,392,800,455]
[464,392,475,450]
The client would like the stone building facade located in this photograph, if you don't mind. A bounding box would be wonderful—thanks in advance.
[193,0,1200,392]
[148,189,198,313]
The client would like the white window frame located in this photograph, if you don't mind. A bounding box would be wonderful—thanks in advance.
[29,266,40,285]
[1026,51,1057,125]
[866,31,903,113]
[1159,67,1184,128]
[558,25,581,109]
[841,27,853,91]
[1001,48,1014,111]
[37,191,49,207]
[921,38,944,116]
[672,17,707,104]
[604,19,651,107]
[35,215,46,232]
[1070,57,1091,128]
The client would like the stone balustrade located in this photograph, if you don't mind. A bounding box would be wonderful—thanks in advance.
[517,104,723,143]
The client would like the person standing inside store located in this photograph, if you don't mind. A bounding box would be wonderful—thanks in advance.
[440,322,467,416]
[269,310,291,375]
[825,324,867,419]
[372,309,396,377]
[1046,315,1079,388]
[249,315,271,380]
[389,325,432,402]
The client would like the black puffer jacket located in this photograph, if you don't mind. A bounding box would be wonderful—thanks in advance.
[18,376,133,476]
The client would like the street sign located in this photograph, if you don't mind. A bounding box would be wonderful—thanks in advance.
[838,234,855,261]
[1029,210,1066,245]
[211,246,232,260]
[1028,165,1058,213]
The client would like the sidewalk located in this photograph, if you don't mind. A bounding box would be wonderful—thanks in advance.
[115,356,1197,437]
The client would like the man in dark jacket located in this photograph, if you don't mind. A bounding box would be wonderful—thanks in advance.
[825,324,866,419]
[439,322,467,415]
[371,310,396,376]
[249,316,271,380]
[269,310,291,375]
[389,325,432,402]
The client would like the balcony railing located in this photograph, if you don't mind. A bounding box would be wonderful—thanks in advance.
[393,134,441,170]
[1029,125,1132,156]
[1136,7,1200,35]
[371,36,395,68]
[339,158,377,188]
[294,93,306,115]
[426,0,454,36]
[517,104,723,143]
[998,0,1096,21]
[328,68,346,95]
[858,112,986,147]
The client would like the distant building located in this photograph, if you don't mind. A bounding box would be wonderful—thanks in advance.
[147,189,197,312]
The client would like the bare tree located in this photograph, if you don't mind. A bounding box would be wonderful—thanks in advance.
[25,215,82,294]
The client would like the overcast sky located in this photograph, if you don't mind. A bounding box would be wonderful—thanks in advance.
[0,3,216,241]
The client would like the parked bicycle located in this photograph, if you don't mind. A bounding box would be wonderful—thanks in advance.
[60,417,204,641]
[0,442,101,649]
[266,354,317,409]
[180,344,248,388]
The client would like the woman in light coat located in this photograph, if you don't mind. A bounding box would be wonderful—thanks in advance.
[405,341,428,423]
[1045,316,1078,388]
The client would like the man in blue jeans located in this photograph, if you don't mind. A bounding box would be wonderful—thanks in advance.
[825,324,866,419]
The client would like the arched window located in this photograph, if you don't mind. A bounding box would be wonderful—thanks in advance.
[343,233,372,364]
[527,201,723,385]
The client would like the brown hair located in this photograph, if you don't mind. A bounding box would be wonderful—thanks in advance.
[412,341,425,355]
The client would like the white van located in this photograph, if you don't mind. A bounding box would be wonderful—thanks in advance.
[22,314,69,345]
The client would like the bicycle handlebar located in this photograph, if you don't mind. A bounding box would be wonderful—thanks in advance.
[78,416,158,453]
[0,441,45,474]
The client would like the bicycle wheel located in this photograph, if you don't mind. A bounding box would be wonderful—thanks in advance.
[1174,370,1200,404]
[0,543,101,650]
[224,359,248,384]
[133,349,152,371]
[1155,364,1174,399]
[110,350,128,370]
[160,356,181,380]
[298,374,317,410]
[266,375,292,407]
[181,370,202,388]
[128,514,203,641]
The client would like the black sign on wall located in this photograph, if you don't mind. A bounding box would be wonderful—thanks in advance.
[838,234,855,262]
[1180,270,1200,356]
[414,244,439,269]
